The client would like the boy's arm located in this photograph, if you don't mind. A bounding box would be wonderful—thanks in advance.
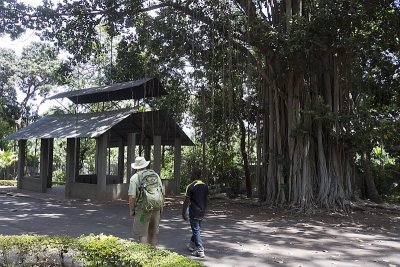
[204,186,209,212]
[182,197,190,220]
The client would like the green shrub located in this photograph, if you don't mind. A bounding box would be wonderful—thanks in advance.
[0,234,204,267]
[0,150,17,170]
[53,168,66,185]
[0,180,16,186]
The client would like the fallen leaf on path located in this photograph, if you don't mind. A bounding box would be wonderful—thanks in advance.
[273,259,284,264]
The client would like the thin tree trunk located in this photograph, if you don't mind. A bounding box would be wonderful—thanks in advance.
[362,151,382,203]
[286,0,292,31]
[266,80,277,203]
[256,109,261,198]
[316,121,329,207]
[260,80,268,202]
[201,86,206,182]
[274,84,285,205]
[239,118,252,198]
[287,71,294,203]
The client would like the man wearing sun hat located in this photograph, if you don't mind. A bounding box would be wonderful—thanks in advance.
[128,156,164,246]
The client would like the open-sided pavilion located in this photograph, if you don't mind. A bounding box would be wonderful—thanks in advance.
[4,78,193,201]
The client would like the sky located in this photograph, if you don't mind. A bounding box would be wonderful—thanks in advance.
[1,32,41,55]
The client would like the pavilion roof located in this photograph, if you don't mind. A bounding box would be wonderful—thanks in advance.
[48,77,167,104]
[4,109,194,146]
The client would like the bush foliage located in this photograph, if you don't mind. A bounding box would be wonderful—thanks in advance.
[0,234,204,267]
[0,180,16,186]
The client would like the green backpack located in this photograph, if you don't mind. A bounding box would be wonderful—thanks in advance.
[136,170,164,212]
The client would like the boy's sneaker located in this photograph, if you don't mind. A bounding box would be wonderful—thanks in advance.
[186,242,195,252]
[192,249,205,258]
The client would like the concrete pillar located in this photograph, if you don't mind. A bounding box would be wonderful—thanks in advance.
[40,138,50,193]
[118,139,124,183]
[17,140,26,189]
[153,136,161,175]
[126,133,136,183]
[65,138,77,197]
[96,133,108,201]
[75,138,80,177]
[47,138,54,188]
[173,138,182,195]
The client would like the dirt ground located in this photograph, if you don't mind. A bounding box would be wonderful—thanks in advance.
[1,187,399,267]
[164,194,400,267]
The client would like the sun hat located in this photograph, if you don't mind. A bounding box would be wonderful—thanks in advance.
[131,156,150,169]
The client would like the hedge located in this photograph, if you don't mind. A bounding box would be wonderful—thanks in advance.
[0,180,16,186]
[0,180,65,186]
[0,234,205,267]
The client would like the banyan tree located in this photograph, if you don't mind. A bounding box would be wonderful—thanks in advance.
[2,0,394,209]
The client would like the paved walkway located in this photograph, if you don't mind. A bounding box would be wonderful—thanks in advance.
[1,186,399,267]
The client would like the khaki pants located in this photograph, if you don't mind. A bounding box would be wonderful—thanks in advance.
[133,209,161,237]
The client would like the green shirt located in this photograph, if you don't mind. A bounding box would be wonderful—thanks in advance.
[128,172,141,197]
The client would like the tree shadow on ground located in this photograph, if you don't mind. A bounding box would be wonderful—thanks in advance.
[161,196,400,267]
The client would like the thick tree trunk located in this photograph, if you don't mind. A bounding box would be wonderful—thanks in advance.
[256,55,354,210]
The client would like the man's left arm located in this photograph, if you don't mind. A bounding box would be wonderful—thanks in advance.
[128,173,138,217]
[129,195,136,217]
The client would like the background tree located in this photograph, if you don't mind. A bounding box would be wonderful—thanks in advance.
[0,41,67,178]
[0,48,19,150]
[10,42,63,127]
[347,2,400,202]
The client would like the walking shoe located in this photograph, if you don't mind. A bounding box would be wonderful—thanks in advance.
[192,249,205,258]
[186,241,195,252]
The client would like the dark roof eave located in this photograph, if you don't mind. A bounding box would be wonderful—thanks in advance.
[48,77,168,104]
